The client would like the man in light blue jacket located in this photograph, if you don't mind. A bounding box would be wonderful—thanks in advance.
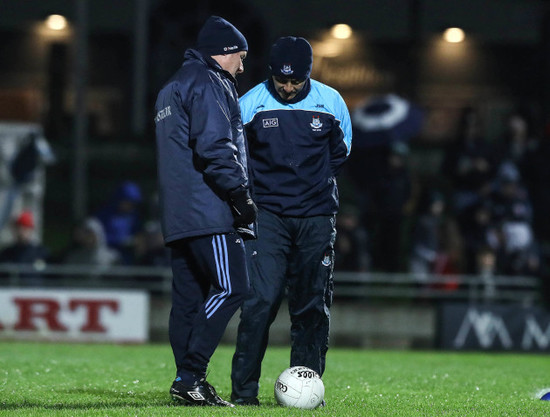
[231,36,352,406]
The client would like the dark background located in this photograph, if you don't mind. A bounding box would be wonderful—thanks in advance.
[1,0,549,254]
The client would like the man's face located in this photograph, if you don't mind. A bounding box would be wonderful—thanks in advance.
[272,76,306,101]
[213,50,247,78]
[14,225,33,243]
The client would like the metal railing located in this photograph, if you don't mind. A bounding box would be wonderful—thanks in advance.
[0,263,173,293]
[334,272,541,305]
[0,264,542,305]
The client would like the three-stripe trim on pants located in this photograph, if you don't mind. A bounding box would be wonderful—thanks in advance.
[205,235,232,319]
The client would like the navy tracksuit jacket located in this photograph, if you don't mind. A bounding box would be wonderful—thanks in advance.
[231,78,352,398]
[155,49,253,243]
[155,49,253,381]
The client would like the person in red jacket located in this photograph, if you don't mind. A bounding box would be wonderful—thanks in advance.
[0,211,49,285]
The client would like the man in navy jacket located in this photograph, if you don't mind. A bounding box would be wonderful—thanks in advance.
[154,15,257,407]
[230,36,352,406]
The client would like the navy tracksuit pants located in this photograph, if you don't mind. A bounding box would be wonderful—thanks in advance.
[231,208,336,399]
[169,233,249,382]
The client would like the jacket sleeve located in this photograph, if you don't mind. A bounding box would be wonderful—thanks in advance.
[188,77,248,196]
[329,93,353,176]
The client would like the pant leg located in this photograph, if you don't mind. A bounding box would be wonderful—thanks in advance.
[288,215,336,376]
[170,233,249,380]
[169,240,208,377]
[231,209,291,399]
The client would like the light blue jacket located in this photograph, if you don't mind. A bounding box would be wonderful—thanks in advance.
[241,78,352,216]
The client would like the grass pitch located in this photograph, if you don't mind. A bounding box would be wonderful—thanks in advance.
[0,342,549,416]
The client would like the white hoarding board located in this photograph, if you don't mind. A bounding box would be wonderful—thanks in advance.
[0,288,149,343]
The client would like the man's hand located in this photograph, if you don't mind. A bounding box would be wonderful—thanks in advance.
[229,187,258,225]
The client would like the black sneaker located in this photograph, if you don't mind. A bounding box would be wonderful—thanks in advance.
[170,378,234,407]
[231,395,260,406]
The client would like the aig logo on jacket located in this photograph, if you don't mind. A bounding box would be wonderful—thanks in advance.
[262,118,279,128]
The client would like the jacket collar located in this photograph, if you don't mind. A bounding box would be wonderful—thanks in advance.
[184,48,238,86]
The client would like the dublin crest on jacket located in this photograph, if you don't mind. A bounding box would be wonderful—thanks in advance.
[310,115,323,131]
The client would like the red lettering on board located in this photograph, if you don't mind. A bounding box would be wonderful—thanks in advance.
[69,299,119,332]
[13,298,68,331]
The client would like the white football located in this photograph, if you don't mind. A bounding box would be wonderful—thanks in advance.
[274,366,325,409]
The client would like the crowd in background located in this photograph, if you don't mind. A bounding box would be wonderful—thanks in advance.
[0,180,170,269]
[1,104,549,284]
[337,104,550,284]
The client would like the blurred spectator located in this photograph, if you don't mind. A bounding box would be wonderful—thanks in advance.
[0,210,49,265]
[440,107,499,233]
[428,218,463,291]
[498,111,536,166]
[433,217,464,276]
[0,210,49,284]
[475,244,498,300]
[460,199,500,274]
[476,244,498,275]
[488,163,540,276]
[334,205,370,272]
[62,217,120,267]
[409,190,446,277]
[489,163,532,222]
[95,181,143,264]
[133,220,170,267]
[0,132,55,232]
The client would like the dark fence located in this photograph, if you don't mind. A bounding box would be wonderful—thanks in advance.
[0,264,542,306]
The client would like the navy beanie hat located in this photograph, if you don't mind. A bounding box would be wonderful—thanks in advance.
[269,36,313,80]
[197,16,248,55]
